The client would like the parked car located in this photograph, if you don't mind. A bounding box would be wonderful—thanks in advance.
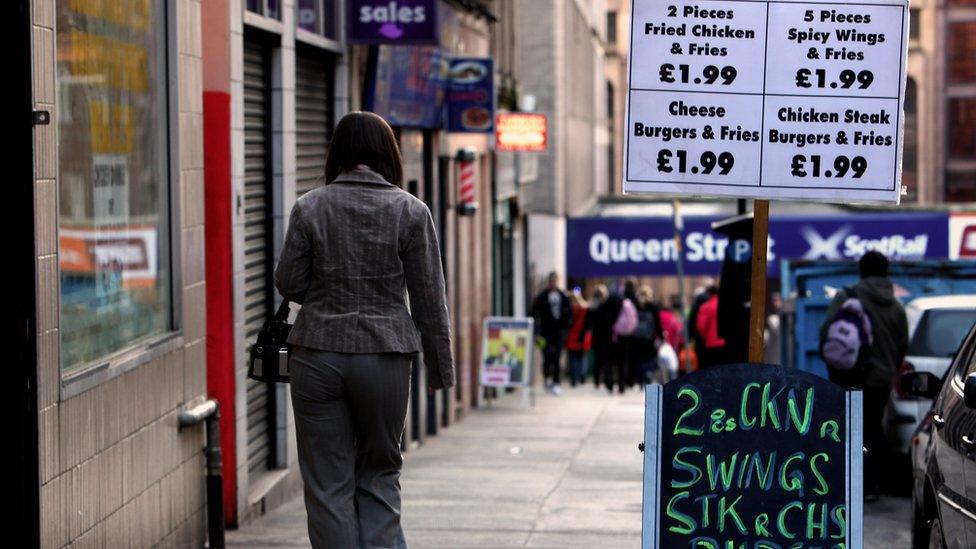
[907,320,976,548]
[886,296,976,455]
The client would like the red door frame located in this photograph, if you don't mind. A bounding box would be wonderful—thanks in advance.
[201,0,238,527]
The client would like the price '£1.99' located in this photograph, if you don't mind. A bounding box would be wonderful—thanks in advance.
[660,64,737,85]
[790,154,868,178]
[657,150,735,175]
[795,68,874,90]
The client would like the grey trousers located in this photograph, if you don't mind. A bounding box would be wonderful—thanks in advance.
[290,347,412,549]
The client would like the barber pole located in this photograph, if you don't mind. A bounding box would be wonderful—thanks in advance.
[456,148,478,215]
[459,160,476,203]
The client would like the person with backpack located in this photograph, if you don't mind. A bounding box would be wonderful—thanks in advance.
[609,280,640,393]
[532,272,573,395]
[819,251,909,502]
[632,285,664,385]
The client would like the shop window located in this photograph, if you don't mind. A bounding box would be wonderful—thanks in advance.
[247,0,280,20]
[949,98,976,159]
[297,0,337,39]
[948,22,976,84]
[57,0,173,372]
[903,78,918,201]
[946,171,976,202]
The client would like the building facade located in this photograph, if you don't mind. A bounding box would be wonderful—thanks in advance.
[605,0,630,197]
[19,0,535,544]
[943,0,976,201]
[514,0,612,289]
[26,0,211,546]
[902,0,975,203]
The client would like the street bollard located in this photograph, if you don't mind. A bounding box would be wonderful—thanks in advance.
[178,399,224,549]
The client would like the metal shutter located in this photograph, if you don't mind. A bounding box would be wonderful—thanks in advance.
[243,40,274,475]
[295,53,333,196]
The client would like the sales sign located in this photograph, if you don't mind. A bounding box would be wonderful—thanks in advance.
[347,0,438,44]
[624,0,909,203]
[642,364,863,548]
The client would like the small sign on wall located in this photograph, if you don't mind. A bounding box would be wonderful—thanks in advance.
[496,113,548,152]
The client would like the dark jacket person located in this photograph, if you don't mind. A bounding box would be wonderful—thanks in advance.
[820,251,909,390]
[275,111,453,548]
[820,250,907,500]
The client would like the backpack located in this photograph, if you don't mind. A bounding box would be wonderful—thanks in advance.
[822,288,873,371]
[633,308,657,342]
[613,298,639,340]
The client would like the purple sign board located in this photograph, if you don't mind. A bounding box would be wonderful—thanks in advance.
[566,213,950,278]
[446,58,494,133]
[348,0,438,44]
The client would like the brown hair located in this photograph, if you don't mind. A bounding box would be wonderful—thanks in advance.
[324,111,403,187]
[637,285,654,307]
[592,284,609,302]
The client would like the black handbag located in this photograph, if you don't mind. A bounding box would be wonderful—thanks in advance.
[248,300,293,383]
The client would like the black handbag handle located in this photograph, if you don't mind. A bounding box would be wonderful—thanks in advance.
[273,299,291,322]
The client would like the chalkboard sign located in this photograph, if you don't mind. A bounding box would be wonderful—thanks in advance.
[642,364,863,549]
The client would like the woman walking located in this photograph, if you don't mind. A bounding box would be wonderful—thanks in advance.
[275,111,453,548]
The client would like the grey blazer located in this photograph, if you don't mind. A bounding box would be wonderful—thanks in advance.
[274,167,454,389]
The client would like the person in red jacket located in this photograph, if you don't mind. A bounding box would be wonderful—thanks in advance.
[565,290,592,387]
[695,285,726,369]
[659,295,686,353]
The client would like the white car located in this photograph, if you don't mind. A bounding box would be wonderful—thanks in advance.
[885,295,976,454]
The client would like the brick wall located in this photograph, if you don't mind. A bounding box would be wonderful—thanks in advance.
[32,0,210,546]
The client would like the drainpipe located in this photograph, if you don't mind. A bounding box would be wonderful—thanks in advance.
[178,399,224,548]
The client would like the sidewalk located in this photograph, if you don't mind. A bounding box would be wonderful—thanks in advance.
[227,386,646,548]
[226,384,912,548]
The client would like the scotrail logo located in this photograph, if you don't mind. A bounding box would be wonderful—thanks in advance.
[801,226,850,260]
[800,225,929,260]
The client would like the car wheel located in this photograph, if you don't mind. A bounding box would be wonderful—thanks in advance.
[928,517,945,549]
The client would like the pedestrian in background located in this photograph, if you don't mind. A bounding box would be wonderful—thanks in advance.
[532,272,572,395]
[566,289,591,387]
[820,251,908,502]
[586,284,619,391]
[686,280,713,353]
[275,111,453,549]
[659,294,685,356]
[764,293,783,365]
[620,278,641,389]
[608,280,639,393]
[632,285,664,385]
[695,285,726,369]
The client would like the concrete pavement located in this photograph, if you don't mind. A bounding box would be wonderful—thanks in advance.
[227,386,912,548]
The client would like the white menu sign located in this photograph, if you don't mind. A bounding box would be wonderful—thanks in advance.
[623,0,909,203]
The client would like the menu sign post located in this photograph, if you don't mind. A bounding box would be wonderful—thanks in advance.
[623,0,908,203]
[642,364,863,548]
